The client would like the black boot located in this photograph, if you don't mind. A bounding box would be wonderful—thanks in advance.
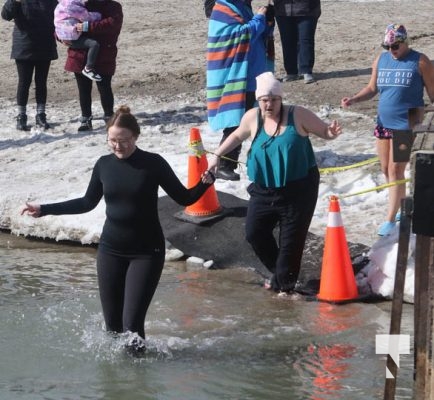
[215,168,240,181]
[16,114,29,131]
[216,158,240,181]
[35,113,50,129]
[216,128,241,180]
[103,113,113,127]
[78,116,93,132]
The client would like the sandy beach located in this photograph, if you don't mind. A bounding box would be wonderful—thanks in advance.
[1,0,434,248]
[1,0,433,108]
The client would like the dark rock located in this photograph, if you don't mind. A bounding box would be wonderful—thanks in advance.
[159,192,370,288]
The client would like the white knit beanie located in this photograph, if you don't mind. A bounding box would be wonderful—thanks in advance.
[255,72,283,100]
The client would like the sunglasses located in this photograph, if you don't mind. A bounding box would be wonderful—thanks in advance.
[381,42,401,51]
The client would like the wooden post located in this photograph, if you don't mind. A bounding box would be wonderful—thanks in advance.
[410,113,434,398]
[413,236,434,398]
[383,197,412,400]
[382,105,434,399]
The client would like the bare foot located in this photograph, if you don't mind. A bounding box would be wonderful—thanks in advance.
[263,279,272,290]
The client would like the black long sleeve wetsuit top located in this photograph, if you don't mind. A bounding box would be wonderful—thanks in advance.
[40,148,211,256]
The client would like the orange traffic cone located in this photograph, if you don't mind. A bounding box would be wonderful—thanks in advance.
[317,196,359,303]
[174,127,226,225]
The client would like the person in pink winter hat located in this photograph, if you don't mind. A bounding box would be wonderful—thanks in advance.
[55,0,102,81]
[208,72,343,296]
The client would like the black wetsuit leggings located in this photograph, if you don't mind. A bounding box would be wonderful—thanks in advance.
[15,59,51,106]
[74,73,114,118]
[96,250,165,339]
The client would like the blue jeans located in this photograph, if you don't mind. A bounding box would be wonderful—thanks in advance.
[276,16,318,75]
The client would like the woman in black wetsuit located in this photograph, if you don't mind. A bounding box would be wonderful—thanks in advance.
[22,105,215,353]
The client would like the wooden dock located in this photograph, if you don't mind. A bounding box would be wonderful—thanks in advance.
[384,105,434,400]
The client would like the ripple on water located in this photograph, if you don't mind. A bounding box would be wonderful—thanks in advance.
[0,236,414,399]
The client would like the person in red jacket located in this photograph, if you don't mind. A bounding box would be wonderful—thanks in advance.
[63,0,123,132]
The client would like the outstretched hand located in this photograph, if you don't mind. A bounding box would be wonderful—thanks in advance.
[21,202,41,218]
[327,120,342,139]
[340,97,353,108]
[256,5,268,15]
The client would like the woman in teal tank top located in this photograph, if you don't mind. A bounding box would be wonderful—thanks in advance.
[208,72,343,294]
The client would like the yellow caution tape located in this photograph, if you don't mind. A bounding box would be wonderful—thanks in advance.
[204,150,246,165]
[201,146,407,200]
[339,178,410,199]
[201,149,379,171]
[318,157,379,174]
[188,140,206,157]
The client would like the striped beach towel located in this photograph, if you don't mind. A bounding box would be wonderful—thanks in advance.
[206,0,253,132]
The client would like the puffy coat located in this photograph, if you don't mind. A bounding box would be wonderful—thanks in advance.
[64,0,123,76]
[1,0,58,60]
[274,0,321,18]
[54,0,102,41]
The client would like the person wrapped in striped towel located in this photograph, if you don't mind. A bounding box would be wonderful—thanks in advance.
[206,0,274,181]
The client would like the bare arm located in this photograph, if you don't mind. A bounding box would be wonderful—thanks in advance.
[419,53,434,103]
[341,55,380,107]
[294,106,342,140]
[207,108,257,173]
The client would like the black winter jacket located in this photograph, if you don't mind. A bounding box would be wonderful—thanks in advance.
[274,0,321,18]
[1,0,58,60]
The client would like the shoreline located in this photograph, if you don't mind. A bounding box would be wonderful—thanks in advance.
[1,0,434,249]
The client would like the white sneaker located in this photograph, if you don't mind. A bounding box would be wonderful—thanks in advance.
[82,68,102,82]
[281,74,300,82]
[303,74,315,84]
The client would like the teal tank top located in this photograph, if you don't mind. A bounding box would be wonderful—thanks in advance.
[247,107,317,188]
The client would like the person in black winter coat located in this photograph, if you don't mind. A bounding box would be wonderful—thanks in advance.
[1,0,58,131]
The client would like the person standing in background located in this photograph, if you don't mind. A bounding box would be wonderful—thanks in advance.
[274,0,320,84]
[206,0,274,181]
[54,0,103,82]
[341,24,434,236]
[1,0,58,131]
[63,0,122,132]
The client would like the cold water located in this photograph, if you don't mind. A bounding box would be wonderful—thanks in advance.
[0,232,414,400]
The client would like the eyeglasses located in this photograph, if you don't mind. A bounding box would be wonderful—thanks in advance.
[107,137,134,147]
[258,96,282,104]
[381,42,401,51]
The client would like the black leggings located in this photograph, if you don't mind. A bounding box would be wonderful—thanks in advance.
[96,250,165,339]
[74,72,114,118]
[15,59,51,106]
[245,168,320,292]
